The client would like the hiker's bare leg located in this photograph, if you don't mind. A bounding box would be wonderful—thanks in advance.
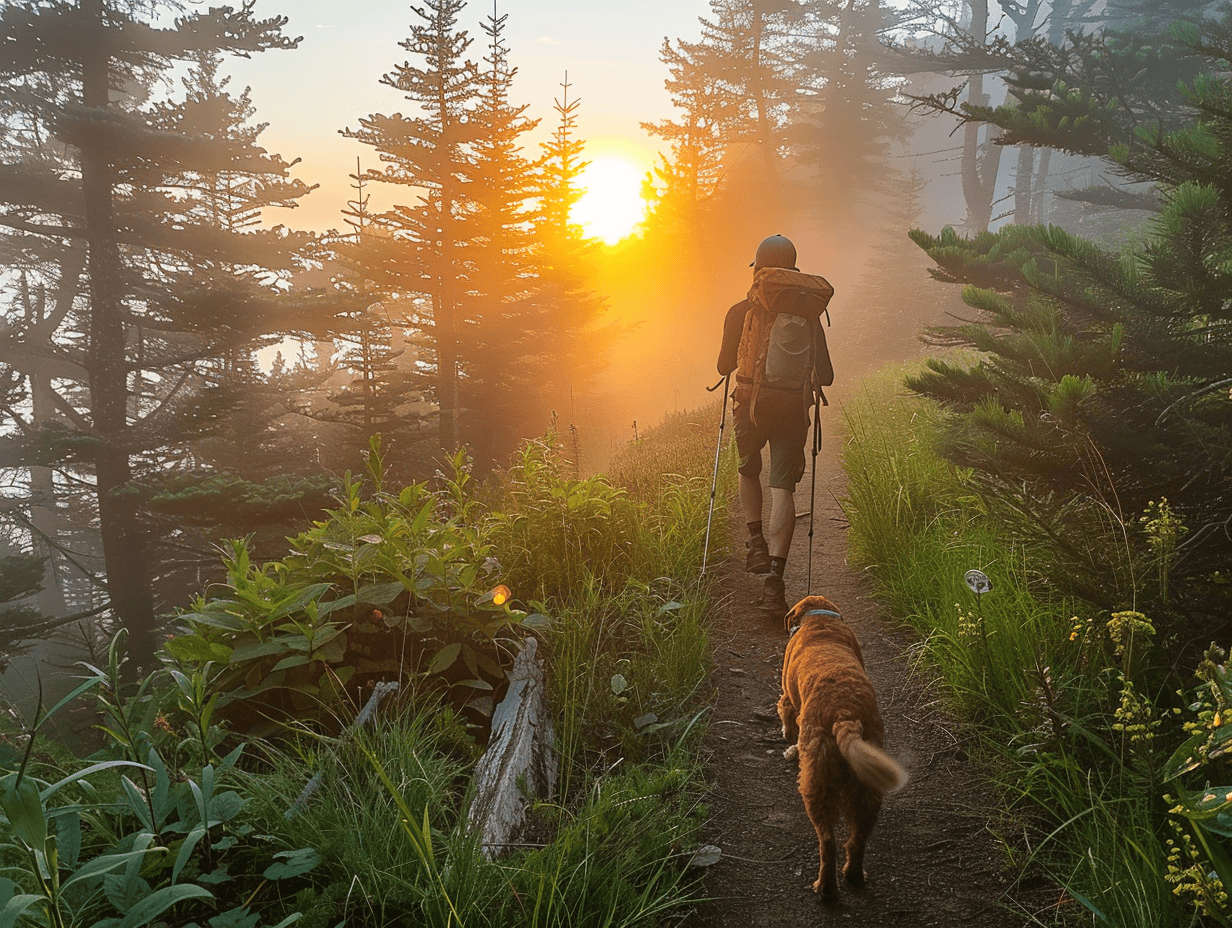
[766,487,796,559]
[739,472,763,526]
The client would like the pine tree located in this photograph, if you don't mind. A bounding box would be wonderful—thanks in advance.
[0,0,311,667]
[462,2,543,468]
[645,0,805,218]
[906,11,1232,613]
[307,161,431,479]
[343,0,481,453]
[533,75,612,436]
[790,0,908,222]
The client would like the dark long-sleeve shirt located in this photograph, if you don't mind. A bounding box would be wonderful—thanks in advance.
[717,299,750,376]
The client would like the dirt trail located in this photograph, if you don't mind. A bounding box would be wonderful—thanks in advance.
[683,433,1048,927]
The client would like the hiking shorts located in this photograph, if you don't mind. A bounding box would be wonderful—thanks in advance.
[732,393,809,490]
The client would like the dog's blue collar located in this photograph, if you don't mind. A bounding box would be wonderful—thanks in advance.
[803,608,841,618]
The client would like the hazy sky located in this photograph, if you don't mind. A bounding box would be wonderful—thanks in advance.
[227,0,711,231]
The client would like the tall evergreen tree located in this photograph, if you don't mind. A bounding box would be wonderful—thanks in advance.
[790,0,908,221]
[533,75,612,431]
[462,2,543,467]
[646,0,805,217]
[343,0,481,453]
[0,0,311,666]
[906,11,1232,617]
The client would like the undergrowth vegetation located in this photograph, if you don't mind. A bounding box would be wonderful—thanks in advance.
[0,408,732,927]
[841,368,1232,928]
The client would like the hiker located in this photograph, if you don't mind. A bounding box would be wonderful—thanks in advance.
[716,234,834,617]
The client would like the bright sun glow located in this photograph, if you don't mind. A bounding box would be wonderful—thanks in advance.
[572,158,646,245]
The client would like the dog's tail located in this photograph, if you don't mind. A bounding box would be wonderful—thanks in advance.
[833,720,908,793]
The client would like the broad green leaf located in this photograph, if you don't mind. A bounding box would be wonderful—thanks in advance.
[1164,731,1210,781]
[209,791,246,825]
[41,761,154,802]
[63,847,156,889]
[271,653,312,673]
[427,642,461,674]
[120,777,154,832]
[55,809,81,870]
[0,772,44,849]
[1199,811,1232,839]
[0,894,44,928]
[35,676,104,731]
[316,594,356,617]
[263,847,321,880]
[411,500,434,535]
[1180,785,1232,816]
[104,869,152,915]
[229,638,300,662]
[267,583,333,621]
[166,636,233,664]
[476,652,504,679]
[116,884,213,928]
[172,826,206,885]
[208,906,260,928]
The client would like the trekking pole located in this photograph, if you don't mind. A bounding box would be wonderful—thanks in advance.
[806,393,822,595]
[701,373,731,578]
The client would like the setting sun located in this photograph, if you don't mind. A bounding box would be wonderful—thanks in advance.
[572,157,646,245]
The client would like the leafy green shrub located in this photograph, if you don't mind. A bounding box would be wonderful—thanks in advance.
[0,635,308,928]
[167,444,543,735]
[1163,645,1232,925]
[486,437,642,604]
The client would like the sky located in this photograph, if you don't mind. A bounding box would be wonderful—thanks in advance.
[226,0,712,232]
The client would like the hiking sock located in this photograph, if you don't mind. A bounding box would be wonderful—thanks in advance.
[769,556,787,577]
[747,521,763,538]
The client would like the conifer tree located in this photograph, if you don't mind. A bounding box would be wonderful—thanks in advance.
[307,164,429,481]
[343,0,481,453]
[790,0,907,221]
[462,2,543,467]
[533,75,612,431]
[906,12,1232,612]
[646,0,805,216]
[0,0,311,667]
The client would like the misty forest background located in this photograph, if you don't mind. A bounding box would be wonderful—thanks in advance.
[2,0,1232,816]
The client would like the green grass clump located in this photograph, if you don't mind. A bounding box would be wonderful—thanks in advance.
[839,365,1206,928]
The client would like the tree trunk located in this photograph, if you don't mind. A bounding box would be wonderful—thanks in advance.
[749,9,781,198]
[1032,148,1052,223]
[81,0,157,670]
[1014,146,1035,224]
[960,0,1003,233]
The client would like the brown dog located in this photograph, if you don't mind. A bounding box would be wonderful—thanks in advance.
[777,595,907,898]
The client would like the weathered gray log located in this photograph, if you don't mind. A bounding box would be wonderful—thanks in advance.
[467,636,556,858]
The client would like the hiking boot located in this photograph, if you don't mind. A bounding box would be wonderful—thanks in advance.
[745,535,771,573]
[761,572,788,619]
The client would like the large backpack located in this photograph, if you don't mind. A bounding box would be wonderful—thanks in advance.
[735,266,835,422]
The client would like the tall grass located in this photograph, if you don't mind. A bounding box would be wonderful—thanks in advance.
[839,368,1192,928]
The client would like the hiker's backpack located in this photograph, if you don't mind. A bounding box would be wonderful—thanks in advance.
[735,266,835,420]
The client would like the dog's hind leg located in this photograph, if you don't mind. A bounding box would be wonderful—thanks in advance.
[777,693,799,752]
[841,786,882,889]
[800,756,840,899]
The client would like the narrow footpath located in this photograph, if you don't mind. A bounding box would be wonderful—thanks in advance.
[682,433,1054,926]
